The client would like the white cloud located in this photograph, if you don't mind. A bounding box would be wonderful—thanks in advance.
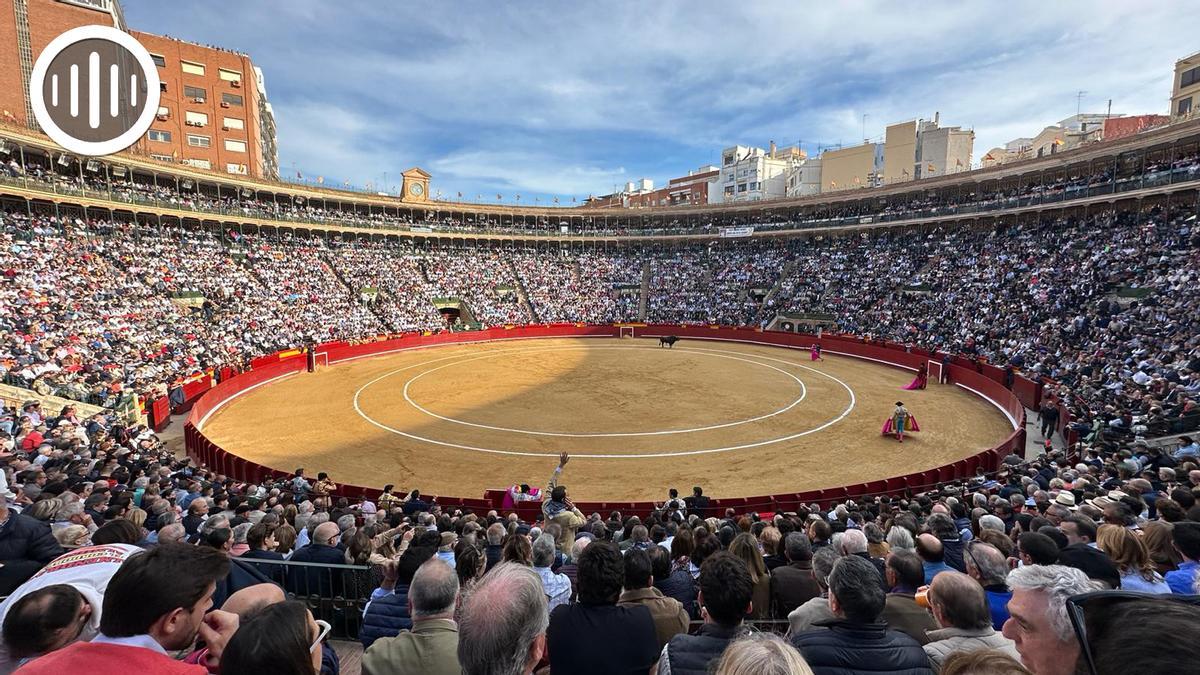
[130,1,1200,196]
[430,150,627,196]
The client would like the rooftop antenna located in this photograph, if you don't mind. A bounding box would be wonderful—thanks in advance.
[862,114,868,143]
[1076,90,1087,116]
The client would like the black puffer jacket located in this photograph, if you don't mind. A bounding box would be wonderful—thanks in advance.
[790,619,934,675]
[0,512,63,564]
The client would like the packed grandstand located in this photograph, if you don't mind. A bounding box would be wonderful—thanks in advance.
[1,108,1200,674]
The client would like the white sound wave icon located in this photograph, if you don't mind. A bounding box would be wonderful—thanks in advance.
[31,25,162,156]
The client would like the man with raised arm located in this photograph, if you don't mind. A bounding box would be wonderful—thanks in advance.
[541,452,586,551]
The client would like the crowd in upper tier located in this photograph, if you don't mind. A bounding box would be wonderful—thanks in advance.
[3,196,1198,441]
[4,147,1200,235]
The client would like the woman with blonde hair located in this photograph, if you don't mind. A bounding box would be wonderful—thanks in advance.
[713,632,814,675]
[760,526,785,570]
[53,524,90,549]
[1096,524,1171,593]
[728,532,771,619]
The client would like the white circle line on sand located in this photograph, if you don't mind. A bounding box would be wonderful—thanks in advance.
[395,346,807,437]
[351,342,856,458]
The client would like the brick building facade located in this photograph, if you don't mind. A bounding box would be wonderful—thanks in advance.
[0,0,278,179]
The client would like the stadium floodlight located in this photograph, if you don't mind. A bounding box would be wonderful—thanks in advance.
[57,153,71,167]
[85,159,100,172]
[181,179,194,189]
[241,188,252,198]
[0,139,8,156]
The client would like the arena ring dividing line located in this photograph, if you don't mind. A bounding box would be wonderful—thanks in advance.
[399,346,807,437]
[351,343,857,459]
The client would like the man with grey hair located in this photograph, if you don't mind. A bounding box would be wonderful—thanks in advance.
[840,527,887,591]
[458,562,548,675]
[978,514,1006,533]
[771,532,820,618]
[786,546,840,634]
[1001,564,1099,675]
[156,522,186,545]
[363,558,460,675]
[790,555,932,673]
[962,541,1011,630]
[532,534,571,610]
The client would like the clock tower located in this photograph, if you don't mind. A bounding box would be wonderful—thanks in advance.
[400,167,431,203]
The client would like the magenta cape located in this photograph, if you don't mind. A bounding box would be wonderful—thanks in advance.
[882,416,920,434]
[901,374,928,390]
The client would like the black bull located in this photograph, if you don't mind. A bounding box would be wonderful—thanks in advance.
[659,336,679,348]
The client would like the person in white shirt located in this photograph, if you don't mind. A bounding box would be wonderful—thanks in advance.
[0,543,141,669]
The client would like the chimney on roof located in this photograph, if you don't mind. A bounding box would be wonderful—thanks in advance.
[769,140,776,158]
[934,111,940,126]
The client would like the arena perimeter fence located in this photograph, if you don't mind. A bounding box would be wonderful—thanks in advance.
[230,556,791,641]
[182,325,1033,517]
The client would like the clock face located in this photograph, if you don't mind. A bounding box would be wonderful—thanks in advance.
[410,182,425,196]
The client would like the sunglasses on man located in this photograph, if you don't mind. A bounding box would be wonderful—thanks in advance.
[310,619,332,653]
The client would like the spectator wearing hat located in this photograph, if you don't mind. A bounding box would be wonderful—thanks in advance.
[436,531,456,569]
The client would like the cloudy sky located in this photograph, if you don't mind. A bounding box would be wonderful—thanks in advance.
[125,1,1197,203]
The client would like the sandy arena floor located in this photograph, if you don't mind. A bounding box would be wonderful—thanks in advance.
[201,337,1015,501]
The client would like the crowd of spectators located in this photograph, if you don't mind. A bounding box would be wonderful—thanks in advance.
[0,437,1198,673]
[4,201,1199,446]
[5,146,1198,237]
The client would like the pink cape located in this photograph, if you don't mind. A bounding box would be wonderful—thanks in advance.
[901,375,927,390]
[881,415,921,434]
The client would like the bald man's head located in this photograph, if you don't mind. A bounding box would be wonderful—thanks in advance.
[915,533,944,562]
[314,521,341,546]
[222,583,285,618]
[928,571,991,631]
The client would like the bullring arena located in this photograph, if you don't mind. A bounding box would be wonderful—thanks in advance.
[196,328,1016,502]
